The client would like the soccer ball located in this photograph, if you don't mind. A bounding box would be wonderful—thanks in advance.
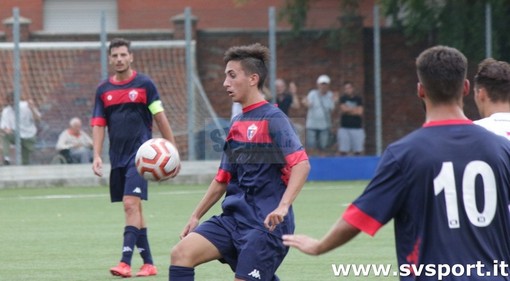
[135,138,180,181]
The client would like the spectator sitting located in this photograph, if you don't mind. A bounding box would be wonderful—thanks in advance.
[56,117,93,163]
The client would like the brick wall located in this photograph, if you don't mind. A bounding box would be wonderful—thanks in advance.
[362,29,480,154]
[0,28,482,159]
[0,0,43,32]
[197,28,481,155]
[362,30,427,154]
[197,30,346,119]
[1,0,378,34]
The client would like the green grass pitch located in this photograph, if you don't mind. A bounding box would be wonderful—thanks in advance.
[0,181,398,281]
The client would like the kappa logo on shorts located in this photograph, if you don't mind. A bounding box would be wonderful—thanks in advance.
[248,269,261,279]
[132,187,142,194]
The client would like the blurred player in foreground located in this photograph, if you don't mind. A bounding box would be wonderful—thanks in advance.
[91,38,179,278]
[473,58,510,139]
[283,46,510,280]
[169,43,310,281]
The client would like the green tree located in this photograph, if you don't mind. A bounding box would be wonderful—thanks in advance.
[276,0,361,48]
[383,0,510,61]
[277,0,510,61]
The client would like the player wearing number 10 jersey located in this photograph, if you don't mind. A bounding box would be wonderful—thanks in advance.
[283,46,510,280]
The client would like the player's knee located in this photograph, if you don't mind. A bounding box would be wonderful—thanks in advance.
[170,243,193,267]
[122,197,140,215]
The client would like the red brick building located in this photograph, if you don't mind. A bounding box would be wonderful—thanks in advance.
[0,0,378,33]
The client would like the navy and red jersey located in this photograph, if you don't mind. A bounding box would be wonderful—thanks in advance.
[343,120,510,280]
[215,101,308,233]
[91,71,161,168]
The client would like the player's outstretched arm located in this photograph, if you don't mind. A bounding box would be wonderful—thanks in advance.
[283,218,360,256]
[180,179,227,239]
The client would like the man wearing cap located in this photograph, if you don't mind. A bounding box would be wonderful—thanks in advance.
[302,74,335,155]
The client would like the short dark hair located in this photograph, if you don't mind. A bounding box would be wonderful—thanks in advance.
[474,58,510,103]
[109,38,131,55]
[223,43,269,90]
[416,46,467,104]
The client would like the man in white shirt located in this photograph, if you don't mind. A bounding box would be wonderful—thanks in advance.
[301,74,335,155]
[473,58,510,139]
[56,117,93,163]
[1,93,41,165]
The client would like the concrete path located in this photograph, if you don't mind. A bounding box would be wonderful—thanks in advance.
[0,160,219,189]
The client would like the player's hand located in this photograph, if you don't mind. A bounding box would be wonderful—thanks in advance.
[282,234,321,256]
[92,157,103,177]
[264,206,288,232]
[179,217,199,239]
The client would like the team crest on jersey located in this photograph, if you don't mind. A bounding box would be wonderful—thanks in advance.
[128,89,138,101]
[247,124,258,140]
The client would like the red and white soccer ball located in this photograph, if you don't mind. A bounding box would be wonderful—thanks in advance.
[135,138,180,181]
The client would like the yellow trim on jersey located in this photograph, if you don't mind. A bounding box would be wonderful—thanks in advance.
[148,100,164,115]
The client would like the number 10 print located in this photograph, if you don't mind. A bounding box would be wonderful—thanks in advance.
[434,161,497,228]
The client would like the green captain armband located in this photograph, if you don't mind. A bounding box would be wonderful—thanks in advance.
[148,100,164,115]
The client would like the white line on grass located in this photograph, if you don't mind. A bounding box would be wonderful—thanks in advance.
[0,183,362,200]
[0,189,207,200]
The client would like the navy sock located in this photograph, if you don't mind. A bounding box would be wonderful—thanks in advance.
[120,226,140,265]
[169,265,194,281]
[136,228,153,264]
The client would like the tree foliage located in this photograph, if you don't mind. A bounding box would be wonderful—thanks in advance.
[279,0,310,36]
[383,0,510,61]
[277,0,510,61]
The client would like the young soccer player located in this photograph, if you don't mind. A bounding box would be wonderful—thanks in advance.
[283,46,510,280]
[91,37,179,278]
[169,43,310,281]
[473,58,510,139]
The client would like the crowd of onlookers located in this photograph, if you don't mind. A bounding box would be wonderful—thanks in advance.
[0,73,363,165]
[0,92,93,165]
[232,74,366,157]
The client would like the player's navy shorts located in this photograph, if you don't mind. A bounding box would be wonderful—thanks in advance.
[109,163,148,202]
[194,214,288,281]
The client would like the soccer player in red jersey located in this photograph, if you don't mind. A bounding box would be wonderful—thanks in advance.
[91,38,179,278]
[169,43,310,281]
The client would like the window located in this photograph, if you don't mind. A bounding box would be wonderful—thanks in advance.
[43,0,117,33]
